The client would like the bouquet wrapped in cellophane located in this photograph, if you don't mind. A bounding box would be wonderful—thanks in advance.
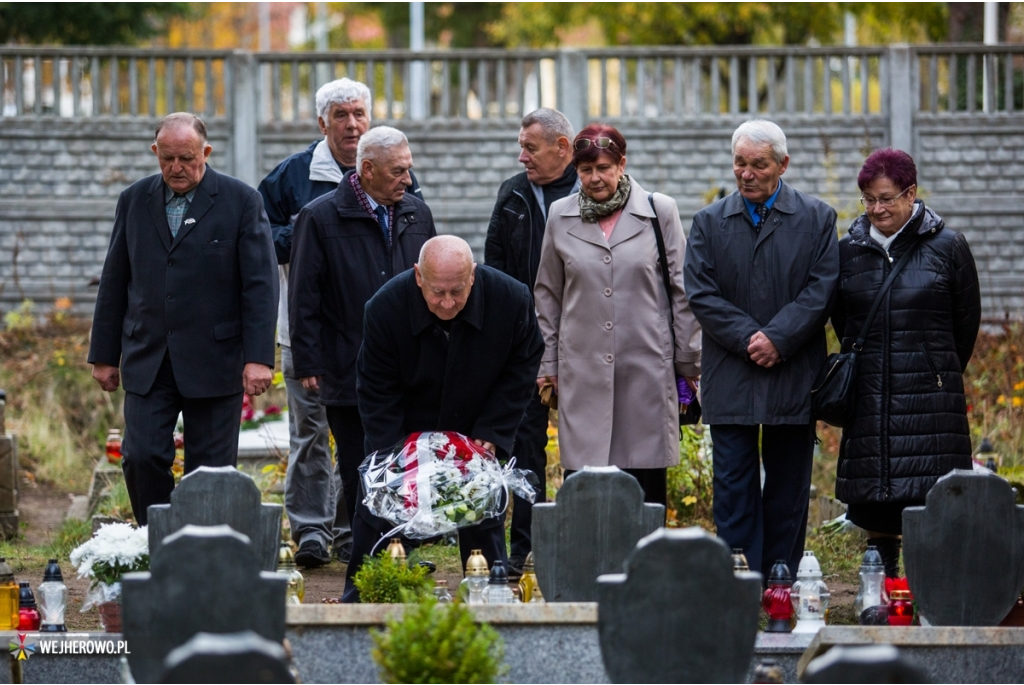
[359,431,537,539]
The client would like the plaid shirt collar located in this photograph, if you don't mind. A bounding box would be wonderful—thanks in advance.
[349,173,394,234]
[164,184,198,204]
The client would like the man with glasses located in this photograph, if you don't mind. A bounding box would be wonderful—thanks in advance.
[683,119,839,581]
[485,108,577,578]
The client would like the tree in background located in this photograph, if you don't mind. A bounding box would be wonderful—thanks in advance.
[0,2,191,45]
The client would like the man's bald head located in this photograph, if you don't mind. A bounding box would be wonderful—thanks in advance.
[415,236,476,321]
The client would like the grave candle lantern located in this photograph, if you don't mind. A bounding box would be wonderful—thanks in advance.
[276,544,305,605]
[105,429,122,464]
[460,549,490,604]
[791,551,829,634]
[762,560,793,632]
[854,546,888,625]
[37,559,68,632]
[887,590,914,626]
[485,560,515,604]
[17,582,40,631]
[386,538,407,563]
[731,548,750,574]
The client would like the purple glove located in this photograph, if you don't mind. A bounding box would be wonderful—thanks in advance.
[676,376,697,406]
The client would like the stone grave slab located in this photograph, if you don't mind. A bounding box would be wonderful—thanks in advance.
[903,469,1024,626]
[122,525,287,684]
[160,631,293,683]
[533,467,664,602]
[148,466,282,572]
[597,527,762,683]
[802,644,928,683]
[798,626,1024,684]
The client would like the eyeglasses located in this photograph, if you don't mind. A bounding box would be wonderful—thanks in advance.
[574,137,616,151]
[859,186,913,208]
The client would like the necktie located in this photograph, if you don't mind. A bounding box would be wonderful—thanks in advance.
[754,203,770,230]
[374,204,390,246]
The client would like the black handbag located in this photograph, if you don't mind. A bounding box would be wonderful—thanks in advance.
[811,239,921,427]
[649,193,702,427]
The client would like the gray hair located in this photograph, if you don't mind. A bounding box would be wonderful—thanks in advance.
[155,112,207,144]
[356,126,409,172]
[731,119,788,163]
[315,78,372,121]
[521,108,574,143]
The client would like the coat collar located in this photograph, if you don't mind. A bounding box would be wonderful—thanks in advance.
[847,201,944,247]
[408,266,485,336]
[722,180,796,219]
[334,169,417,225]
[146,166,218,252]
[562,175,655,249]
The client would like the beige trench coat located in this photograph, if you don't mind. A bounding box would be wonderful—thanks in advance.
[534,177,701,470]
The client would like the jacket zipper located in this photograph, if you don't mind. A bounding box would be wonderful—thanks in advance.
[861,240,894,501]
[511,189,534,282]
[919,342,943,389]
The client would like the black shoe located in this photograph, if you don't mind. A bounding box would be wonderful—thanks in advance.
[295,540,331,569]
[334,541,353,565]
[507,555,526,580]
[417,560,437,574]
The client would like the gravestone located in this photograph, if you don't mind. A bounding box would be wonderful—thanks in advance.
[533,467,664,602]
[596,527,762,683]
[0,389,19,538]
[148,466,282,571]
[160,631,293,684]
[122,525,288,684]
[802,644,928,683]
[903,469,1024,625]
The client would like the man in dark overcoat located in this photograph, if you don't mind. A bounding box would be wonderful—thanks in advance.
[88,112,278,525]
[288,125,435,568]
[683,119,839,580]
[484,107,577,576]
[343,235,544,601]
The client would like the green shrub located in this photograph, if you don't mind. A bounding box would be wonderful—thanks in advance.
[667,424,714,530]
[372,598,506,684]
[353,552,432,604]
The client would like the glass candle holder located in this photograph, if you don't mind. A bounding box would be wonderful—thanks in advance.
[762,560,793,633]
[887,590,915,626]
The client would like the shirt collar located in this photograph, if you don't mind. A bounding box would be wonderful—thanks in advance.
[164,184,198,204]
[741,181,782,221]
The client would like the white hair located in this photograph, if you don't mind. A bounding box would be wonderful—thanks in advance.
[315,78,372,121]
[521,108,574,143]
[731,119,788,163]
[356,126,409,173]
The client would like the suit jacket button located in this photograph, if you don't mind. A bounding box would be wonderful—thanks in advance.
[167,259,173,266]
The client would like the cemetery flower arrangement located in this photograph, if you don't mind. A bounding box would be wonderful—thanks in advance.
[241,394,284,430]
[69,522,149,609]
[359,431,537,539]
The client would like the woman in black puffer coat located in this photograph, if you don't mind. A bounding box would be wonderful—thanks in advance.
[831,148,981,577]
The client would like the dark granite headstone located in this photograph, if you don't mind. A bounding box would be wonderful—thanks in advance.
[148,466,283,571]
[802,644,929,683]
[596,527,762,684]
[122,525,288,684]
[160,631,293,684]
[533,467,664,602]
[903,469,1024,626]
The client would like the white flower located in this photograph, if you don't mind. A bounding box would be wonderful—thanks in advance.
[70,523,149,580]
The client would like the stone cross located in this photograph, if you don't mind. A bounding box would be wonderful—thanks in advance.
[532,467,664,602]
[596,527,762,683]
[160,631,294,683]
[904,469,1024,626]
[122,525,288,684]
[148,466,283,572]
[802,644,929,683]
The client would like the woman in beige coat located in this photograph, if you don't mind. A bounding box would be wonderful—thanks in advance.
[534,123,701,505]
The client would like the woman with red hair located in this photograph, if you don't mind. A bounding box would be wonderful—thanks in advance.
[830,148,981,577]
[533,124,701,505]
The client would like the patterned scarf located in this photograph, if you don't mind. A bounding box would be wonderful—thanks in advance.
[579,174,631,223]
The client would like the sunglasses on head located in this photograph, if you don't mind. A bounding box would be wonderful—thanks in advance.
[574,137,616,151]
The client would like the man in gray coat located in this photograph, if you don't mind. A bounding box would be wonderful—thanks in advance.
[683,119,838,580]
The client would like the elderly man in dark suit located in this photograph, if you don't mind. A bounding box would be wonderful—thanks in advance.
[89,112,278,525]
[341,235,544,601]
[288,126,435,568]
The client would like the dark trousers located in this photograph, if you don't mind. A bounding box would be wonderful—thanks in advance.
[341,497,507,602]
[563,467,668,507]
[122,353,243,526]
[710,423,814,580]
[324,405,366,528]
[509,396,550,560]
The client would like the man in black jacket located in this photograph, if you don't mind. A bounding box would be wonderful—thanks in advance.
[89,113,278,525]
[484,108,576,575]
[258,78,423,569]
[289,126,435,568]
[343,235,544,601]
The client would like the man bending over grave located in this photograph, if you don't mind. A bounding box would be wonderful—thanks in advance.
[341,235,543,601]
